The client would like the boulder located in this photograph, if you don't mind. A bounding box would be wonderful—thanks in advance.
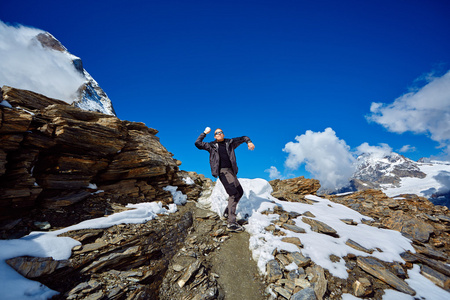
[270,176,321,202]
[352,277,372,297]
[382,211,435,243]
[291,287,317,300]
[357,256,415,296]
[301,217,338,237]
[6,256,69,278]
[266,259,283,283]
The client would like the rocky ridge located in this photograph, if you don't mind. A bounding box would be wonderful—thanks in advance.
[0,85,189,235]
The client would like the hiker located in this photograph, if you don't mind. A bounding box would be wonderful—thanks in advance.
[195,127,255,232]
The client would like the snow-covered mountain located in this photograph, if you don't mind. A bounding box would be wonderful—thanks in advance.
[351,152,450,206]
[353,152,426,188]
[35,32,116,115]
[0,21,115,116]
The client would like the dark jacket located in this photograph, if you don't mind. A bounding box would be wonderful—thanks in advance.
[195,132,252,178]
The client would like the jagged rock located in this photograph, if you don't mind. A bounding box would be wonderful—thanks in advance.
[310,265,327,300]
[278,278,296,292]
[420,264,450,291]
[382,211,435,243]
[340,218,357,225]
[352,277,372,297]
[276,253,291,266]
[291,287,317,300]
[301,217,338,237]
[281,237,303,248]
[295,278,311,289]
[6,256,69,278]
[414,244,449,261]
[270,176,321,202]
[346,239,374,254]
[401,251,450,277]
[0,106,33,134]
[177,260,202,288]
[282,223,306,234]
[279,213,290,223]
[357,256,415,295]
[303,211,316,218]
[266,259,283,283]
[273,285,292,299]
[438,214,450,223]
[287,252,311,268]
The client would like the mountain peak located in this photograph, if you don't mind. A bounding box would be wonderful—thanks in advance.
[0,23,116,116]
[35,31,116,116]
[353,151,426,188]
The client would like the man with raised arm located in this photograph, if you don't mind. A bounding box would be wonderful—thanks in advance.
[195,127,255,232]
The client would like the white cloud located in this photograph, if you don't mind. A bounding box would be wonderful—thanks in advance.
[264,166,284,180]
[356,142,393,158]
[367,70,450,144]
[0,21,85,103]
[283,128,356,190]
[398,145,416,153]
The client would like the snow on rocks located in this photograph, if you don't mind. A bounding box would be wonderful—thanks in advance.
[204,177,450,299]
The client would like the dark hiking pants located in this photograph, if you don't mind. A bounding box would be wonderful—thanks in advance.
[219,168,244,225]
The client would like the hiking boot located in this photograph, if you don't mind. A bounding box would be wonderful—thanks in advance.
[227,223,244,232]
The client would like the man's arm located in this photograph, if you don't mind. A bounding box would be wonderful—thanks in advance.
[230,136,255,151]
[195,128,212,151]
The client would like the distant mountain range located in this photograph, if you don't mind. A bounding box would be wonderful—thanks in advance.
[347,152,450,207]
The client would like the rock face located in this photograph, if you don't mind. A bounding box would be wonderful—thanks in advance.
[0,86,183,225]
[270,177,321,202]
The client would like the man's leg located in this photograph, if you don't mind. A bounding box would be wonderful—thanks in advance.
[219,168,243,225]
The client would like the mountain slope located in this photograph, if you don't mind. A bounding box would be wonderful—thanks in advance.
[351,152,450,206]
[35,32,116,115]
[0,22,115,116]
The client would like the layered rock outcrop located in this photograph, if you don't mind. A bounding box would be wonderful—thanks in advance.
[0,86,181,224]
[269,176,321,202]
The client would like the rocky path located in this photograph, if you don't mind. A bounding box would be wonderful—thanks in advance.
[158,201,268,299]
[209,230,267,300]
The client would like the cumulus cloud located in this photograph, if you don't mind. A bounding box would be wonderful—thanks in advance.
[283,128,356,190]
[367,70,450,144]
[434,171,450,195]
[0,21,85,103]
[356,142,393,158]
[398,145,416,153]
[265,166,284,180]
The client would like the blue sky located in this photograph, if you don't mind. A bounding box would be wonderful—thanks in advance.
[1,0,450,184]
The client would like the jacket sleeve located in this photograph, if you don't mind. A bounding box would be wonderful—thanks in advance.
[195,132,212,151]
[230,136,252,149]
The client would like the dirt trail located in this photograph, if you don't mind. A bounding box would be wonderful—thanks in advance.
[209,229,267,299]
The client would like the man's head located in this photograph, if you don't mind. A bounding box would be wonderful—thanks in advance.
[214,128,225,142]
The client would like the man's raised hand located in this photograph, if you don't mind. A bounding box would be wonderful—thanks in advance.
[248,142,255,151]
[204,127,211,134]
